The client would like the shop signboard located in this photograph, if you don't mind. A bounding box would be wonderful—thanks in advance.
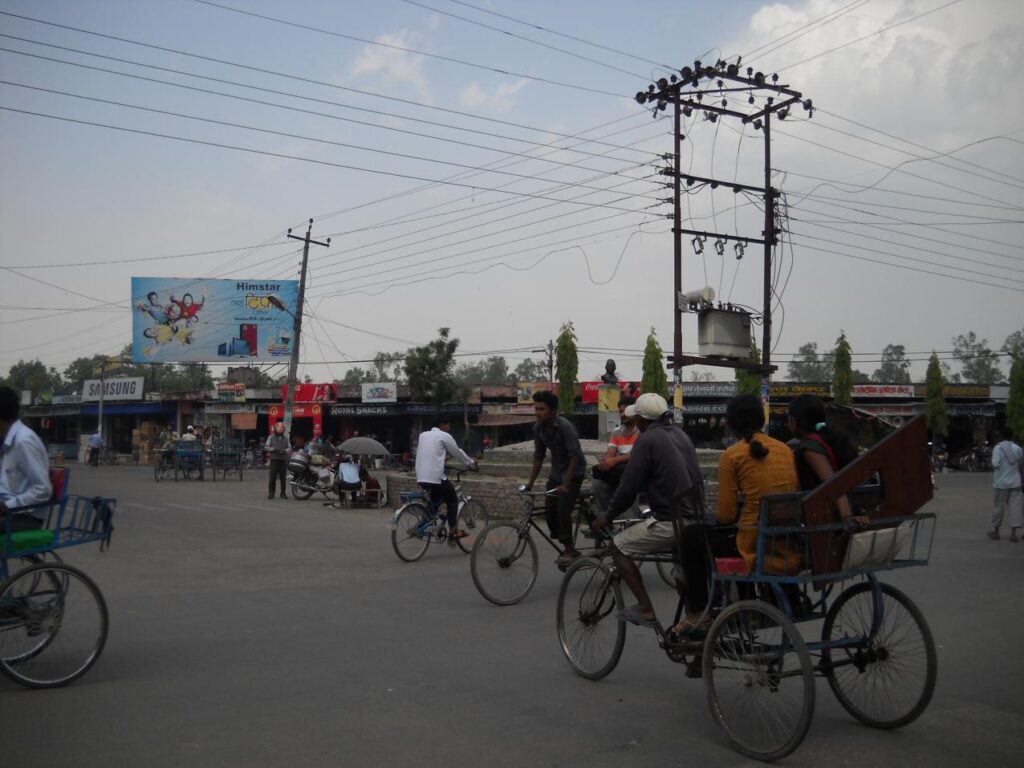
[330,404,399,416]
[769,384,829,397]
[217,383,246,402]
[851,384,915,398]
[361,382,398,403]
[131,277,299,363]
[82,377,145,402]
[205,403,255,414]
[52,394,82,405]
[580,381,643,404]
[680,403,728,415]
[912,384,991,398]
[682,382,737,398]
[516,381,556,405]
[280,383,337,403]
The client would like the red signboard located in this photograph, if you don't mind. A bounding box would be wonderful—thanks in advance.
[268,403,324,431]
[581,381,642,404]
[280,383,337,403]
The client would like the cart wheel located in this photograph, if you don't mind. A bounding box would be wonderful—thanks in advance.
[703,599,815,762]
[556,557,625,680]
[455,499,490,554]
[390,503,432,562]
[822,581,936,729]
[656,559,678,589]
[0,563,108,689]
[470,523,538,606]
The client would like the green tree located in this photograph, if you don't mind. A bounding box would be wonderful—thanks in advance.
[554,321,578,415]
[640,327,669,399]
[1007,355,1024,440]
[925,352,949,438]
[872,344,911,384]
[62,355,108,394]
[786,342,833,382]
[852,369,871,383]
[832,331,853,406]
[1,359,63,396]
[405,327,460,405]
[341,367,370,386]
[1002,327,1024,360]
[951,331,1003,384]
[513,357,546,382]
[735,340,762,397]
[456,356,512,385]
[371,351,405,383]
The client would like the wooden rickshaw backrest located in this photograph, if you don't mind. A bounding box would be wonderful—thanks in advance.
[801,414,933,575]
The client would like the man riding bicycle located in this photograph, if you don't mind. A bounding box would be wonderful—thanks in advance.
[591,392,704,627]
[415,418,476,544]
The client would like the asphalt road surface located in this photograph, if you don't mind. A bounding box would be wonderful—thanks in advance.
[2,467,1021,767]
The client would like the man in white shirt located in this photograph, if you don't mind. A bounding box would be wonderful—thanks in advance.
[0,386,53,531]
[415,418,476,543]
[988,426,1023,542]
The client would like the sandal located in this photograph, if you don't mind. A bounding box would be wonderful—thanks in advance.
[670,615,711,639]
[619,604,657,627]
[449,529,469,539]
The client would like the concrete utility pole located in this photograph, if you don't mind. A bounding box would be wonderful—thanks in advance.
[283,219,330,435]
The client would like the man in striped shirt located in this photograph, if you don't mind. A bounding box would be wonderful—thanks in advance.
[591,398,639,515]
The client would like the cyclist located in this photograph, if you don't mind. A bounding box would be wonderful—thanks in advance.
[415,418,476,544]
[591,392,703,627]
[524,390,587,569]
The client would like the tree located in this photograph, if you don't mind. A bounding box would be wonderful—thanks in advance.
[951,331,1003,384]
[852,369,871,383]
[62,355,109,394]
[1002,327,1024,360]
[1,359,63,396]
[872,344,911,384]
[640,328,669,399]
[1007,355,1024,441]
[925,352,949,438]
[513,357,546,383]
[832,331,853,406]
[456,356,512,386]
[554,321,578,415]
[735,340,762,397]
[341,367,370,386]
[786,342,833,382]
[405,327,460,405]
[370,351,405,383]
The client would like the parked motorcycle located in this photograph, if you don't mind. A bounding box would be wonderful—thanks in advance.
[287,452,339,501]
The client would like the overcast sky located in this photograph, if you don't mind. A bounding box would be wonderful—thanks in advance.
[1,0,1021,385]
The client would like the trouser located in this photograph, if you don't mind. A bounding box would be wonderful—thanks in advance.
[88,447,99,466]
[590,476,641,518]
[679,525,739,611]
[268,459,288,496]
[545,476,584,547]
[421,480,459,529]
[992,487,1023,530]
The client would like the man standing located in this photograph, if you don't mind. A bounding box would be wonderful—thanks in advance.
[416,418,476,544]
[592,392,704,627]
[88,429,103,467]
[0,387,53,531]
[524,390,587,568]
[265,421,290,499]
[988,426,1022,541]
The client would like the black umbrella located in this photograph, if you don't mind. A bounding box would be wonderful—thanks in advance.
[336,436,390,456]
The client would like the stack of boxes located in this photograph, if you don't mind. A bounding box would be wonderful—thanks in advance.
[134,421,161,465]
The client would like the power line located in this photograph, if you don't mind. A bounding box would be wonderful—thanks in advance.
[743,0,872,62]
[3,242,291,270]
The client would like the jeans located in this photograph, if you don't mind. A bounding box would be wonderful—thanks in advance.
[545,476,583,547]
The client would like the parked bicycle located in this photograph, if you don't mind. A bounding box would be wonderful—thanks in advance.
[389,469,488,562]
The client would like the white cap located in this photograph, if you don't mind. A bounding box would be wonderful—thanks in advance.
[634,392,669,421]
[187,425,194,432]
[623,405,637,419]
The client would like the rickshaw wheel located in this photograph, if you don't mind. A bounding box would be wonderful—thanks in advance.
[703,599,815,762]
[822,581,936,729]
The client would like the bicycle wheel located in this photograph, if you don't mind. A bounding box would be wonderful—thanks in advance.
[470,522,538,606]
[703,600,815,762]
[556,557,625,680]
[455,499,490,554]
[656,559,678,589]
[154,462,162,482]
[0,563,108,689]
[822,581,936,729]
[390,503,432,563]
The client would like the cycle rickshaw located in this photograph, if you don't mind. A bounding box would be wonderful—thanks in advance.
[173,439,205,481]
[0,468,115,688]
[556,415,938,761]
[210,438,244,482]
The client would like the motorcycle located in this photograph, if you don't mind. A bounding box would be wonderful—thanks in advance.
[287,452,339,501]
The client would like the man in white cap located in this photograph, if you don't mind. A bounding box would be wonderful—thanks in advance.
[592,392,704,627]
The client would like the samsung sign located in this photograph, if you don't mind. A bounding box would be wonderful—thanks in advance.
[82,377,145,402]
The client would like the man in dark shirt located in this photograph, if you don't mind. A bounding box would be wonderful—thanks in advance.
[593,392,704,627]
[524,390,587,568]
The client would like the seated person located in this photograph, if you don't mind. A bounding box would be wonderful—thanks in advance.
[359,467,384,506]
[335,455,362,503]
[592,393,704,627]
[305,426,326,457]
[591,399,639,515]
[0,386,53,532]
[675,394,800,637]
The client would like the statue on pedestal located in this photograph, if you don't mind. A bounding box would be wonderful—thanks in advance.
[600,358,619,385]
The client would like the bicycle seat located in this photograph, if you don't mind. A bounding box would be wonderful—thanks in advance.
[400,491,428,504]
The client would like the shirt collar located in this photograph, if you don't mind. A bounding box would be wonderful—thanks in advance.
[3,419,25,449]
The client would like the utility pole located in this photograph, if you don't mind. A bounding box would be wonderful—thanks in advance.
[283,219,330,435]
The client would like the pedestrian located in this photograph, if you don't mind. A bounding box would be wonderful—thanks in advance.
[0,386,53,532]
[265,420,290,499]
[88,429,102,467]
[988,426,1023,541]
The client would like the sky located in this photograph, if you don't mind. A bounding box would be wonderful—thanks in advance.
[1,0,1022,386]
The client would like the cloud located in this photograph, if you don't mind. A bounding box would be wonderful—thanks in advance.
[458,78,530,113]
[348,29,433,105]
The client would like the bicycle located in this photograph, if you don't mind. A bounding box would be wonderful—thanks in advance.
[153,450,175,482]
[389,469,488,562]
[469,485,660,606]
[0,467,115,689]
[98,445,119,466]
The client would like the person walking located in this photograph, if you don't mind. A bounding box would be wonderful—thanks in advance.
[265,420,290,499]
[988,426,1023,541]
[88,429,102,467]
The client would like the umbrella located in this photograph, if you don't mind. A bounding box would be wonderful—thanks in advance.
[337,436,390,456]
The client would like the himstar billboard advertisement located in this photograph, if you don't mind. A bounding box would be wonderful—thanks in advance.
[131,277,299,363]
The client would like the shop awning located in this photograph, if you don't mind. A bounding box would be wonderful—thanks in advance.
[80,402,177,415]
[475,413,536,427]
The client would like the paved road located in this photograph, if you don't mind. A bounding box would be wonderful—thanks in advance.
[2,467,1022,767]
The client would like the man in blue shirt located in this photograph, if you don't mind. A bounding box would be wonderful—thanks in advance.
[0,386,53,531]
[88,429,103,467]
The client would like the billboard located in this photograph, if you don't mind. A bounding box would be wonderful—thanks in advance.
[280,383,337,403]
[362,382,398,403]
[82,377,145,402]
[131,277,299,363]
[580,381,642,404]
